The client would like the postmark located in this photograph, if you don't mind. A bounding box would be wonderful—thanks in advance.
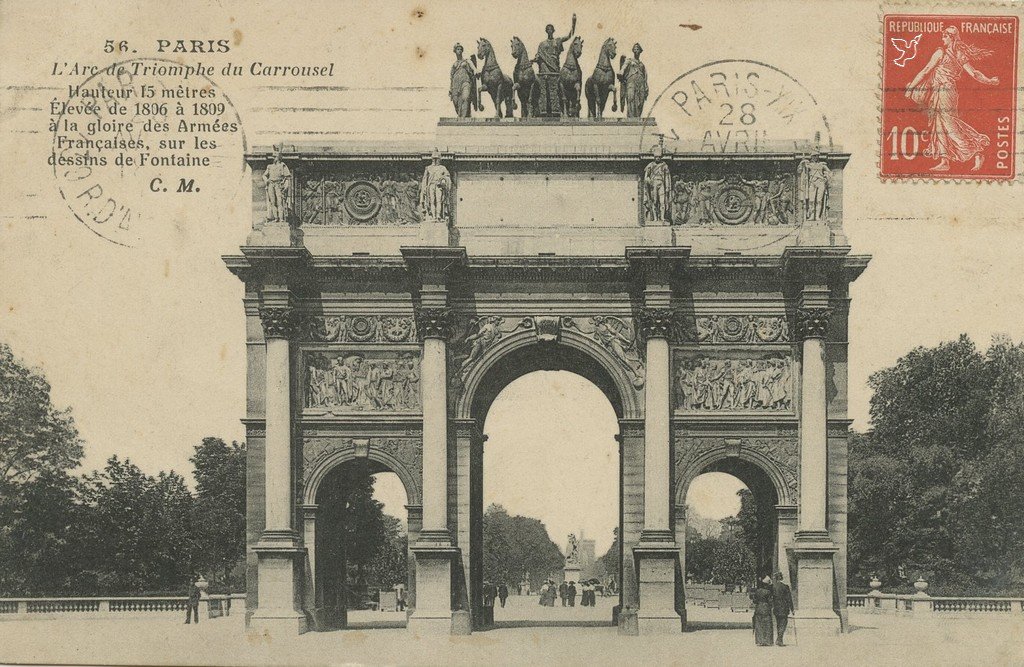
[880,14,1019,180]
[50,58,247,247]
[641,59,833,154]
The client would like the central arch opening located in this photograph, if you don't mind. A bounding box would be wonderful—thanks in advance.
[680,460,780,628]
[482,370,619,627]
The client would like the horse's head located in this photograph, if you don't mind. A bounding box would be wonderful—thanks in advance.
[476,38,492,59]
[603,38,617,59]
[510,36,525,58]
[570,36,583,58]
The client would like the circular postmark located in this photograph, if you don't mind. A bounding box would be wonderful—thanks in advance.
[51,58,248,247]
[640,59,833,154]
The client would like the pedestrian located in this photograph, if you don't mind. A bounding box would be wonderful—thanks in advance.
[539,581,549,606]
[559,580,568,607]
[567,581,577,607]
[498,582,509,608]
[184,578,201,625]
[397,586,407,612]
[750,576,774,646]
[772,571,794,646]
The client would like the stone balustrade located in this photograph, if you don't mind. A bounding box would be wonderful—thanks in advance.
[0,594,245,620]
[848,592,1024,615]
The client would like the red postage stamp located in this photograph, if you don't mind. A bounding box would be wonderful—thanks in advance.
[881,14,1019,180]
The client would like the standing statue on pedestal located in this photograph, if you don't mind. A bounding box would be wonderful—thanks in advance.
[263,145,292,224]
[419,151,452,223]
[566,534,580,565]
[618,43,649,118]
[449,43,478,118]
[533,13,577,117]
[798,153,831,221]
[644,144,672,223]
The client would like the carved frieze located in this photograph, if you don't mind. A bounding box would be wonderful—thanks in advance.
[302,315,417,343]
[298,171,421,226]
[674,436,798,499]
[674,353,793,412]
[304,350,420,412]
[676,314,791,344]
[670,174,796,227]
[563,315,646,388]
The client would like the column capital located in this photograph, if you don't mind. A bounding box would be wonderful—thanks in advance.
[416,307,453,340]
[796,307,832,340]
[638,307,675,339]
[259,306,303,339]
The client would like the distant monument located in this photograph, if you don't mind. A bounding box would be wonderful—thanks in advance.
[564,533,582,583]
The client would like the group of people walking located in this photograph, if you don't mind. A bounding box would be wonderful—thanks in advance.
[536,579,601,607]
[750,571,794,647]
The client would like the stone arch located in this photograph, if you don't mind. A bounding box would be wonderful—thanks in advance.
[456,325,642,421]
[674,438,796,508]
[303,439,422,507]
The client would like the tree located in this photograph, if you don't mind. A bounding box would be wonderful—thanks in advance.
[190,438,246,589]
[0,344,83,501]
[482,504,564,591]
[368,513,407,590]
[0,344,84,596]
[849,335,1024,595]
[76,456,194,594]
[595,527,619,582]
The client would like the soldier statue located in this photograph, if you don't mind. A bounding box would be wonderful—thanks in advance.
[449,43,478,118]
[798,152,831,221]
[644,143,672,223]
[618,43,649,118]
[419,151,452,223]
[533,13,577,117]
[263,145,292,224]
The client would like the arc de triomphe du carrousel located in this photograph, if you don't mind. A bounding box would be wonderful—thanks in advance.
[224,28,869,637]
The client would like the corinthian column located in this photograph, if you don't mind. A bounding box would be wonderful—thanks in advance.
[408,306,459,635]
[791,294,840,635]
[417,307,452,539]
[796,305,831,536]
[639,307,674,541]
[250,305,308,635]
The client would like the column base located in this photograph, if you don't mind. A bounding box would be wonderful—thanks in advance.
[408,540,459,636]
[792,610,842,637]
[633,543,683,635]
[251,530,307,636]
[247,609,309,636]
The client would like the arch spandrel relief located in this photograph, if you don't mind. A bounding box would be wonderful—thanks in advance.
[673,435,798,506]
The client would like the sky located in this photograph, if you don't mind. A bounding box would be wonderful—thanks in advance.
[1,1,1022,538]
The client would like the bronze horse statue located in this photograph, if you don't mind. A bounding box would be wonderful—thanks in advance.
[585,38,618,120]
[510,36,540,118]
[476,38,516,118]
[559,36,584,118]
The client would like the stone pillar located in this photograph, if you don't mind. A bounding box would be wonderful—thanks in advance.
[405,505,422,612]
[250,305,308,635]
[301,504,323,630]
[408,306,458,635]
[790,294,840,635]
[633,305,682,634]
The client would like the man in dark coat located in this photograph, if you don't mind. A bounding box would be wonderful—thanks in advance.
[567,581,577,607]
[772,571,794,646]
[559,581,568,607]
[497,583,509,608]
[184,579,201,625]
